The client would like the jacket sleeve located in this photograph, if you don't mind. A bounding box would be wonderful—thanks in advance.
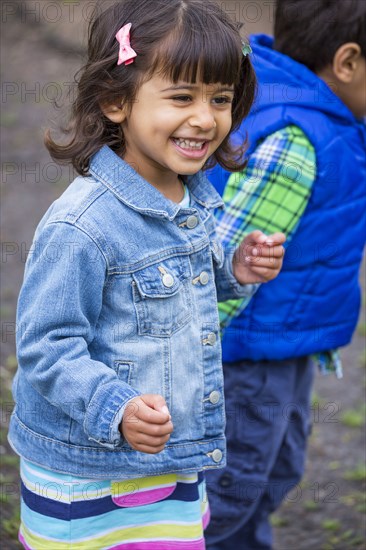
[16,220,140,449]
[214,251,259,302]
[211,225,259,302]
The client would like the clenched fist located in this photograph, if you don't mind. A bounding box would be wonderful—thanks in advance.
[120,394,174,454]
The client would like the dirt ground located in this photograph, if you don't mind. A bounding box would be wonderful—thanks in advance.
[1,2,365,549]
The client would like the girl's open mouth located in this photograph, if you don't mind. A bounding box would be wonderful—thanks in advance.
[171,138,210,159]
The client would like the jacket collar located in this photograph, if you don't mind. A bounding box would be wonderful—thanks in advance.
[89,146,224,220]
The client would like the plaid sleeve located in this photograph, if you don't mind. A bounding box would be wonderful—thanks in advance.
[217,125,316,328]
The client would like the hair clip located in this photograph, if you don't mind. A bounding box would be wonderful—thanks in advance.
[116,23,137,66]
[241,42,252,57]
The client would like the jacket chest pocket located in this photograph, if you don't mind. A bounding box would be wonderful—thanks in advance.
[132,259,192,337]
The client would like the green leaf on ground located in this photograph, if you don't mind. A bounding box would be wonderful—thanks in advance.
[344,464,366,482]
[340,492,365,507]
[340,405,366,428]
[311,391,326,408]
[1,510,20,539]
[321,519,341,531]
[329,461,340,470]
[357,322,366,337]
[270,515,288,527]
[0,306,13,319]
[1,454,20,467]
[358,349,366,368]
[1,112,18,128]
[303,499,319,511]
[340,529,355,540]
[5,355,18,370]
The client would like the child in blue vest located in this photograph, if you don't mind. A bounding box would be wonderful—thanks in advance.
[206,0,366,548]
[7,1,286,548]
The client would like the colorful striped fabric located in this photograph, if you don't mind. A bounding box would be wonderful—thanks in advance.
[19,458,210,549]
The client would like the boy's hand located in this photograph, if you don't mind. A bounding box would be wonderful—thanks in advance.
[233,230,286,284]
[120,394,173,454]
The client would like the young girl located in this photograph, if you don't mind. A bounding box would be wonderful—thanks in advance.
[8,1,285,548]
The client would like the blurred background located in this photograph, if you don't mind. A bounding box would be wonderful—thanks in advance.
[1,1,365,548]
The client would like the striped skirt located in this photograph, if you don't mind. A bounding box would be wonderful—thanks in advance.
[19,458,210,549]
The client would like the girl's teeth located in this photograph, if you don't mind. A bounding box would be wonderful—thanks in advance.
[174,139,204,150]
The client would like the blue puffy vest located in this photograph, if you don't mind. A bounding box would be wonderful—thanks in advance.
[211,34,366,361]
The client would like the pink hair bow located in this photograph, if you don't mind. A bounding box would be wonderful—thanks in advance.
[116,23,137,66]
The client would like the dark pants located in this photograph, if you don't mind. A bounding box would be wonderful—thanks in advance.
[205,357,314,549]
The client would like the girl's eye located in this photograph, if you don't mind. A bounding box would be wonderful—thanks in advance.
[213,96,233,105]
[172,95,192,102]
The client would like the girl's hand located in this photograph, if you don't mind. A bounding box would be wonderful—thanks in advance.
[120,394,173,454]
[233,230,286,284]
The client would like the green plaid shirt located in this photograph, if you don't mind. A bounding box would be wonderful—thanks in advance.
[216,125,342,377]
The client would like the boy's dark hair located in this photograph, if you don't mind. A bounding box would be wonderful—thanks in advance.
[45,0,256,176]
[274,0,366,72]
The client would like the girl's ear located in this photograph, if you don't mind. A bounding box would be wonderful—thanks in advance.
[100,102,127,123]
[333,42,362,83]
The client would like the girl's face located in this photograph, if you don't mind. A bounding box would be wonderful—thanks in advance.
[107,73,234,193]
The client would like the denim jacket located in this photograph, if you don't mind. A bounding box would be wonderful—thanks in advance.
[8,146,255,479]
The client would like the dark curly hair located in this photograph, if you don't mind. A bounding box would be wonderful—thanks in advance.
[274,0,366,73]
[45,0,256,176]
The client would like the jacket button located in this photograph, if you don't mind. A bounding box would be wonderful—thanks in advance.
[207,332,217,345]
[199,271,209,285]
[212,449,223,463]
[162,273,174,288]
[219,473,233,488]
[187,215,199,229]
[209,390,221,404]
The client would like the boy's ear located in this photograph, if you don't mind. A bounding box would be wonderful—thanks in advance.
[333,42,362,83]
[100,102,127,123]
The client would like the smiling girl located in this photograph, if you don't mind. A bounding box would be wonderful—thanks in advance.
[9,1,285,548]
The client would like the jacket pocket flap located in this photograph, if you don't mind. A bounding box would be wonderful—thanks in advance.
[132,260,186,298]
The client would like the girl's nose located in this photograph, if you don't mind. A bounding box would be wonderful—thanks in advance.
[189,106,216,131]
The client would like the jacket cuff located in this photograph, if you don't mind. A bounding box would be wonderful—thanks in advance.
[216,254,259,301]
[84,382,140,449]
